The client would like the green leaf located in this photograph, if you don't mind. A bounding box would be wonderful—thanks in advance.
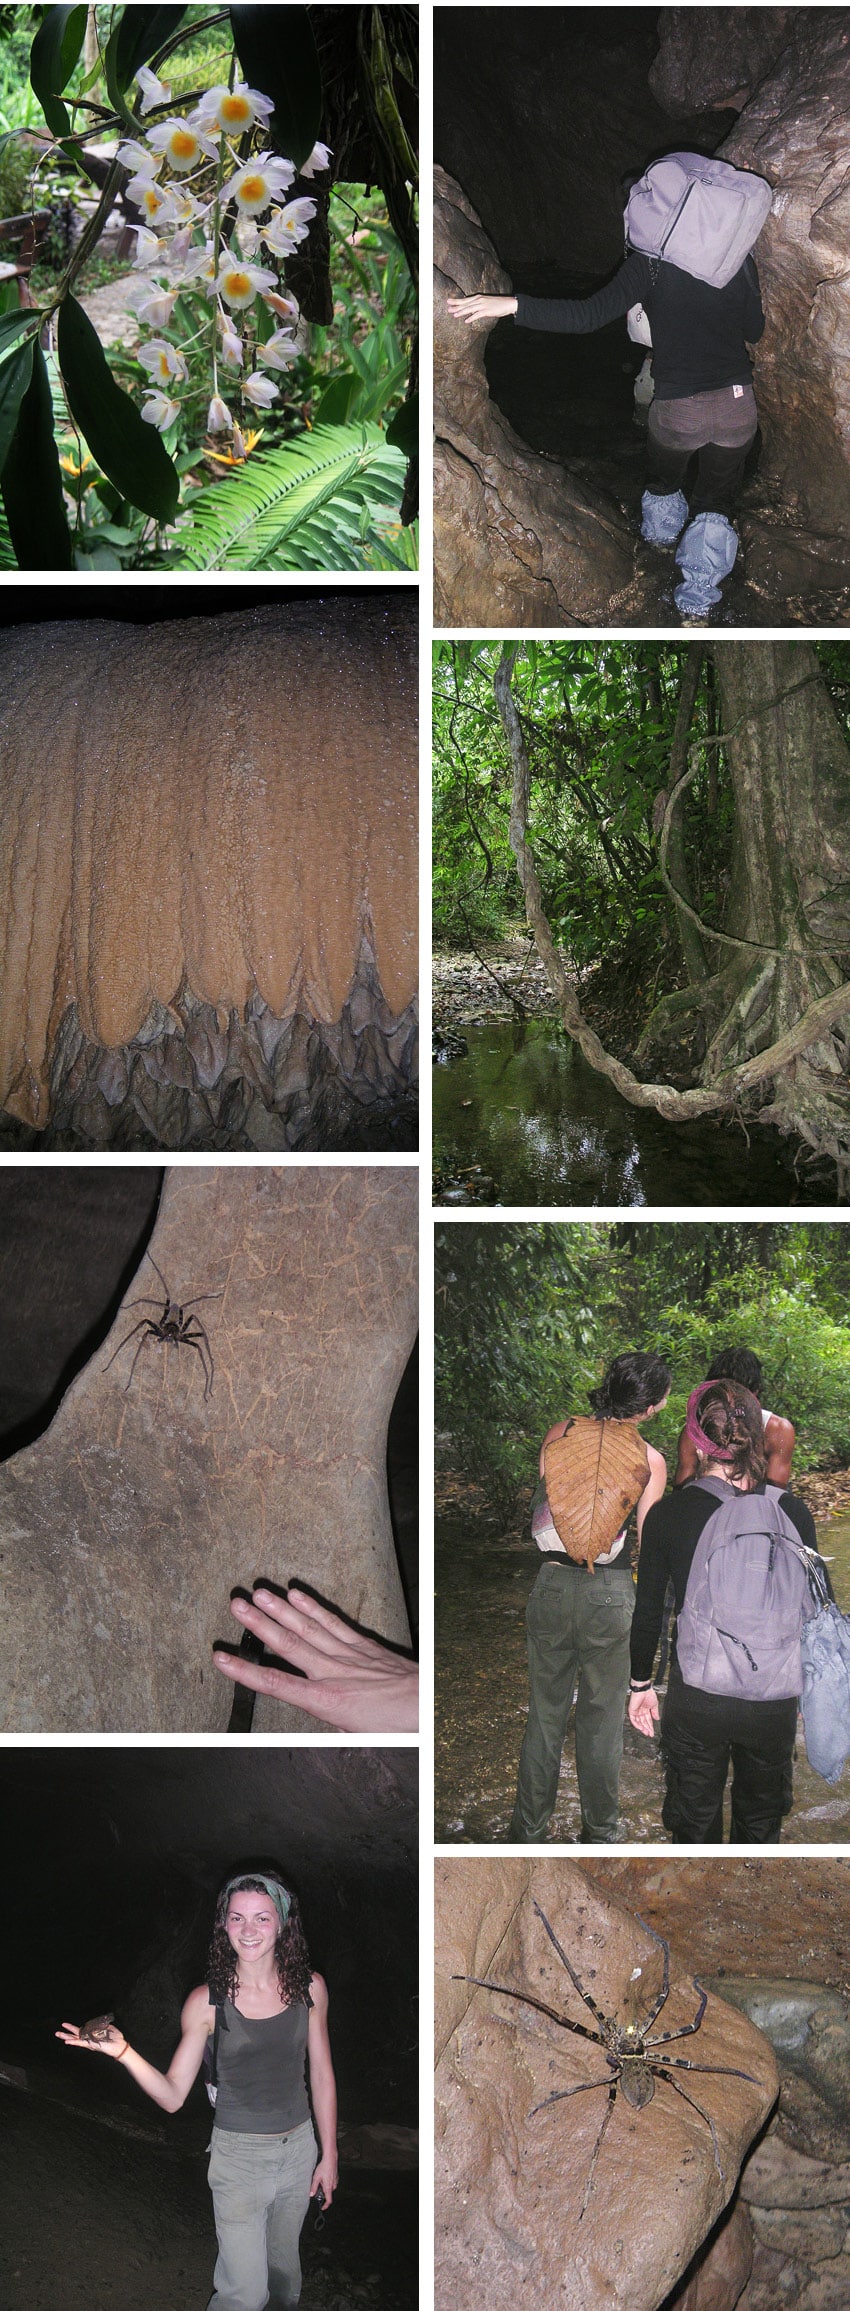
[314,372,362,427]
[230,4,322,168]
[0,339,34,480]
[386,398,418,458]
[1,343,73,570]
[29,5,87,138]
[57,296,179,523]
[0,311,44,370]
[178,422,407,570]
[104,7,187,130]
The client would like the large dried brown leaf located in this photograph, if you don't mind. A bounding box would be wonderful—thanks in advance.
[544,1418,649,1568]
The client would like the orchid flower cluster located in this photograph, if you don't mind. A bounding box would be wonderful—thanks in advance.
[117,63,331,443]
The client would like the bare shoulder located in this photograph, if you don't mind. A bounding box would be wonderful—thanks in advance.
[646,1441,667,1475]
[766,1412,795,1441]
[309,1971,329,2015]
[182,1982,215,2035]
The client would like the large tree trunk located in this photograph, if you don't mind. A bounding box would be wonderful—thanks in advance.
[495,642,850,1188]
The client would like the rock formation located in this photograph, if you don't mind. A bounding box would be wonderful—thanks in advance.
[0,1165,417,1732]
[0,597,418,1149]
[435,1859,778,2311]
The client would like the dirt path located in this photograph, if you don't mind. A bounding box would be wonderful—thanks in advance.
[78,273,140,350]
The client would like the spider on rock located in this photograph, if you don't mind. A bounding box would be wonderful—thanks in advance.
[104,1253,225,1402]
[456,1899,762,2219]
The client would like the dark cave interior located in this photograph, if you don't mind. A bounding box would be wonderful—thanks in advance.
[0,1170,418,1639]
[1,1749,417,2310]
[436,6,741,478]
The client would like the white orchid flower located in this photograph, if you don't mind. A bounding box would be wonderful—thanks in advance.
[263,198,317,255]
[263,291,300,323]
[235,217,261,256]
[132,226,168,268]
[257,331,298,372]
[192,82,275,136]
[141,391,180,430]
[214,257,278,311]
[135,65,171,115]
[242,371,280,408]
[300,141,333,178]
[126,284,179,328]
[139,339,189,385]
[146,118,219,173]
[177,242,218,283]
[207,394,233,434]
[219,320,244,369]
[223,153,296,215]
[117,139,161,174]
[126,174,180,228]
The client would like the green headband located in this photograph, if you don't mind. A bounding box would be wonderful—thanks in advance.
[222,1874,291,1933]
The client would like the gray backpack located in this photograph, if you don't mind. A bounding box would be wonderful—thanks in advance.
[675,1477,822,1701]
[625,153,773,288]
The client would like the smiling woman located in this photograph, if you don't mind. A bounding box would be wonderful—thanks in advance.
[57,1866,338,2311]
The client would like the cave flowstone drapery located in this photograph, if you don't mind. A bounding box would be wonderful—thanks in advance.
[435,1859,778,2311]
[434,8,850,626]
[0,1165,417,1732]
[0,597,417,1148]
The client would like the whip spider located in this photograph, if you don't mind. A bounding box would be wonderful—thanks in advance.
[456,1899,761,2219]
[105,1253,224,1402]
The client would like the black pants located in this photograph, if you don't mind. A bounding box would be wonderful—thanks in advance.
[660,1663,797,1842]
[645,436,748,520]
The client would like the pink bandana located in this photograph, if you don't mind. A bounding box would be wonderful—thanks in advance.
[685,1382,735,1461]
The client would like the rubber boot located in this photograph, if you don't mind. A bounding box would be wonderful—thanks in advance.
[640,487,688,545]
[674,511,738,618]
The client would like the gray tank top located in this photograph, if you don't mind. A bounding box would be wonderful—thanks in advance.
[213,1998,311,2135]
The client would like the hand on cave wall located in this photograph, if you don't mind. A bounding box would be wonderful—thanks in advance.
[0,1166,417,1733]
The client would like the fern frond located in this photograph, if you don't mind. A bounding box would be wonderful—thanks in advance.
[175,422,409,571]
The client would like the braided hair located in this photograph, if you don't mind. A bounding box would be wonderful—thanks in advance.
[692,1381,766,1487]
[207,1875,313,2009]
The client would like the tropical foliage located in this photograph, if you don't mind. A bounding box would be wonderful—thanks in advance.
[436,1220,850,1519]
[0,4,417,569]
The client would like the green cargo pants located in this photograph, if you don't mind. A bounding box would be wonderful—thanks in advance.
[508,1556,635,1842]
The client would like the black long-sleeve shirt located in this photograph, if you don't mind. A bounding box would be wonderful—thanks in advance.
[630,1481,819,1683]
[514,252,765,401]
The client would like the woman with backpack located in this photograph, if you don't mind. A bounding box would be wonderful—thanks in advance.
[57,1869,337,2311]
[508,1349,671,1844]
[628,1381,823,1841]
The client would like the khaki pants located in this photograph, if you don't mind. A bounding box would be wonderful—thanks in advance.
[207,2120,317,2311]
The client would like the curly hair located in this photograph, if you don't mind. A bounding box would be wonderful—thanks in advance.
[207,1876,313,2010]
[706,1347,764,1397]
[588,1350,672,1420]
[694,1382,766,1487]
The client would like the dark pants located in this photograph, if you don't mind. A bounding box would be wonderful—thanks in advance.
[660,1662,797,1842]
[645,383,758,517]
[508,1558,634,1842]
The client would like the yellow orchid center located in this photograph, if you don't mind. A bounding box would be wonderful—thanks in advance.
[239,174,266,206]
[170,129,197,161]
[220,93,252,125]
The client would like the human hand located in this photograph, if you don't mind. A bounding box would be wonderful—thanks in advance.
[446,293,517,323]
[311,2149,338,2207]
[628,1686,660,1738]
[56,2019,128,2059]
[213,1586,419,1732]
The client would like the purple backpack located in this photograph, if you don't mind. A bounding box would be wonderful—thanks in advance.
[625,153,772,288]
[676,1477,819,1700]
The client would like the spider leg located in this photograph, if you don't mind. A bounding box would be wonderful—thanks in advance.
[182,1321,214,1398]
[578,2079,619,2220]
[453,1974,604,2047]
[145,1254,169,1297]
[650,2066,725,2181]
[105,1319,154,1374]
[123,1328,155,1392]
[650,2055,761,2084]
[631,1913,671,2032]
[530,2070,616,2114]
[180,1334,213,1402]
[645,1979,706,2046]
[178,1287,225,1310]
[532,1901,611,2033]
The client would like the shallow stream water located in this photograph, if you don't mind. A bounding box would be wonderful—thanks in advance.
[433,1020,832,1207]
[435,1505,850,1845]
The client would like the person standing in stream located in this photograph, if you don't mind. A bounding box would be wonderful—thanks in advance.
[508,1349,671,1844]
